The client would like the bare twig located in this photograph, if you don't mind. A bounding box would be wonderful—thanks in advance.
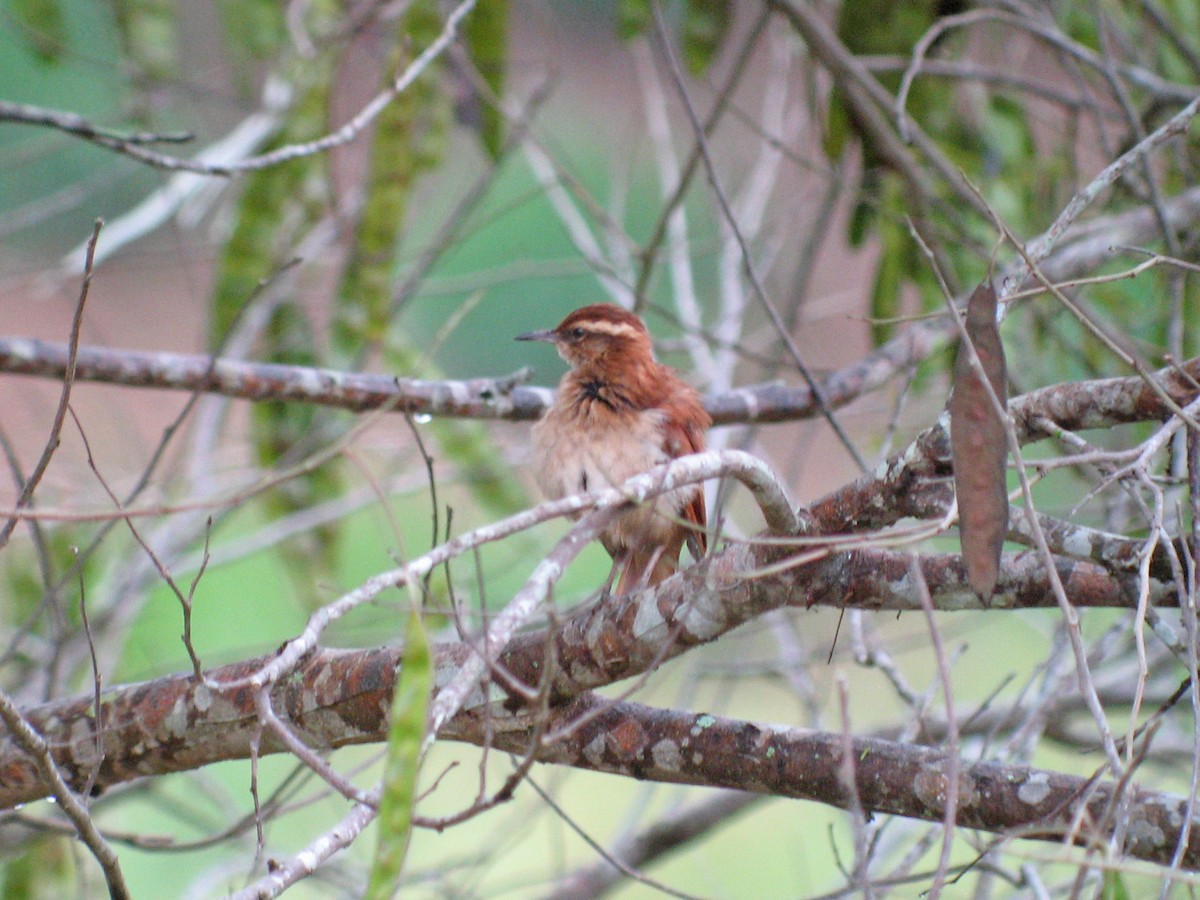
[66,406,205,678]
[911,557,958,899]
[12,0,480,178]
[0,220,101,550]
[0,688,129,898]
[651,1,868,472]
[1013,92,1200,287]
[543,792,759,899]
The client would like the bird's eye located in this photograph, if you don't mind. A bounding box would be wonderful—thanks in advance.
[570,327,585,340]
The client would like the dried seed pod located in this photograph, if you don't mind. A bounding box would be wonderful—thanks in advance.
[949,281,1009,601]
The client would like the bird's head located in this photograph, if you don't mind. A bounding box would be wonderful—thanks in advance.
[516,304,654,373]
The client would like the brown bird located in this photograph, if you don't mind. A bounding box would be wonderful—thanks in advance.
[516,303,710,595]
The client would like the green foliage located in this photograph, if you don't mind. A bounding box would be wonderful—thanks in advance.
[3,527,93,637]
[1101,870,1132,900]
[829,1,1112,351]
[332,0,449,363]
[215,0,285,67]
[252,305,320,467]
[6,0,67,62]
[207,5,334,334]
[330,0,527,527]
[681,0,730,74]
[110,0,177,86]
[0,837,73,899]
[613,0,728,73]
[208,6,344,603]
[829,0,968,346]
[822,85,852,166]
[975,95,1037,224]
[867,177,911,345]
[208,71,333,345]
[463,0,509,159]
[616,0,651,39]
[366,606,431,899]
[251,303,344,605]
[1159,0,1200,81]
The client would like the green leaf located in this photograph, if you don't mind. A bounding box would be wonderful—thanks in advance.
[1100,870,1131,900]
[366,606,432,899]
[616,0,651,39]
[868,176,909,345]
[332,0,449,362]
[8,0,67,62]
[463,0,508,159]
[682,0,730,74]
[822,88,851,162]
[837,0,942,57]
[215,0,285,63]
[209,49,333,346]
[869,237,902,347]
[207,25,341,603]
[2,837,74,897]
[111,0,177,83]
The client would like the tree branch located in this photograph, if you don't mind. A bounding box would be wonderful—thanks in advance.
[2,340,1195,442]
[0,0,480,177]
[4,645,1199,871]
[6,179,1199,433]
[444,693,1200,871]
[0,528,1178,812]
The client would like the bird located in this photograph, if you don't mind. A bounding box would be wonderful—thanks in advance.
[516,303,710,595]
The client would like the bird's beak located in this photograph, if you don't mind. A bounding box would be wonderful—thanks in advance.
[515,328,557,343]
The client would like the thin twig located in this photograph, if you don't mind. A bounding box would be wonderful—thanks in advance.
[650,1,868,473]
[0,219,101,550]
[74,548,104,799]
[66,406,205,677]
[910,556,959,899]
[0,688,130,898]
[9,1,480,178]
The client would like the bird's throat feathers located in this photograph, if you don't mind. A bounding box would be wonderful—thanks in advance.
[564,351,665,413]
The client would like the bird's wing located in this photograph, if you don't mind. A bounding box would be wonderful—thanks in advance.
[680,423,707,556]
[662,381,710,556]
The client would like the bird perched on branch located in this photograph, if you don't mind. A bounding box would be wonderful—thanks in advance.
[516,303,710,595]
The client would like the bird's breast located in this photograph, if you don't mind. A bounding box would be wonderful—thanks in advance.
[531,403,669,501]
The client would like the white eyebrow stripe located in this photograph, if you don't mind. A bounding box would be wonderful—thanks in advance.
[573,319,641,339]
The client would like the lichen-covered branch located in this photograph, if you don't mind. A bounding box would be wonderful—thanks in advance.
[4,646,1198,871]
[0,337,549,420]
[2,339,1196,443]
[0,534,1173,810]
[446,694,1200,870]
[810,356,1200,533]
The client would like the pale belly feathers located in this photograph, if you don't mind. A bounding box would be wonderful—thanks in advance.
[530,405,694,553]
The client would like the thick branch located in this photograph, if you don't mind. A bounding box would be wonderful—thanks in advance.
[4,647,1198,871]
[0,338,548,420]
[4,178,1199,429]
[477,546,1162,708]
[0,354,1190,809]
[444,694,1200,870]
[810,355,1200,532]
[2,341,1196,438]
[0,538,1170,812]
